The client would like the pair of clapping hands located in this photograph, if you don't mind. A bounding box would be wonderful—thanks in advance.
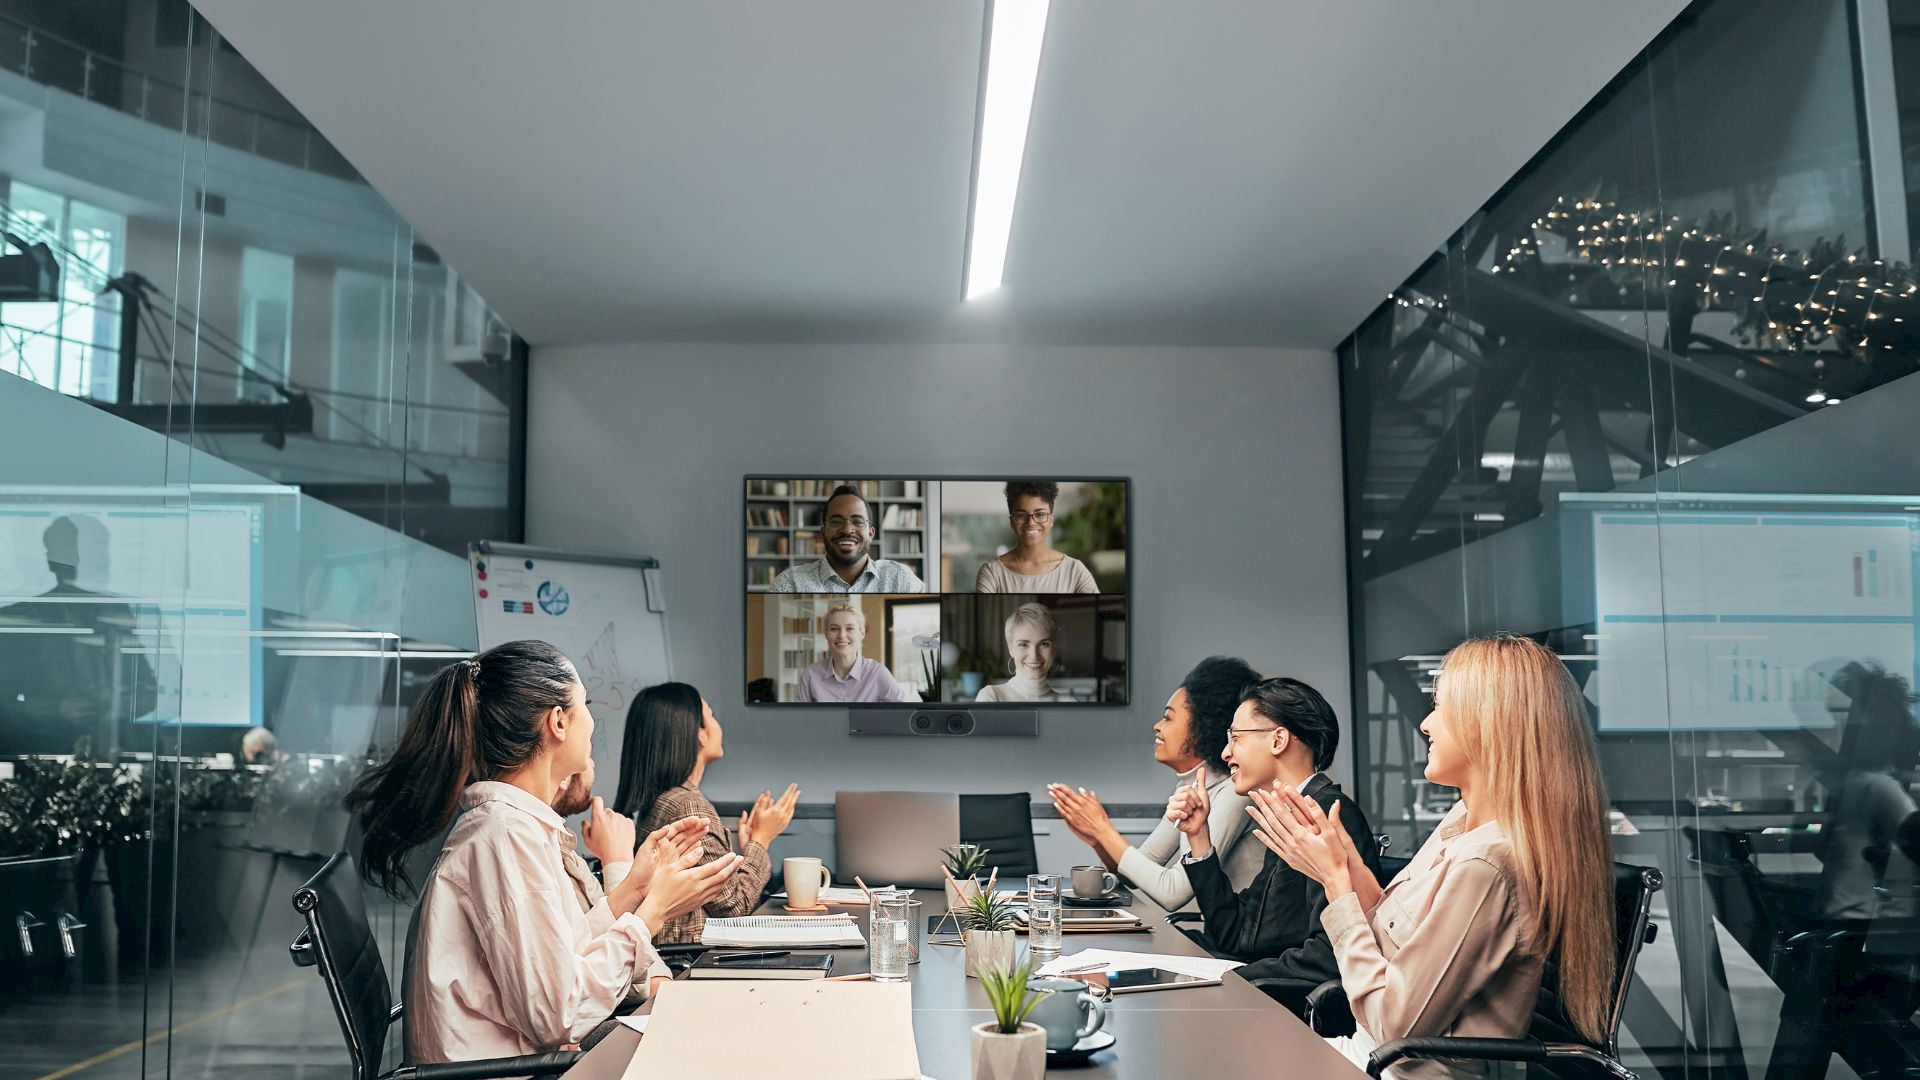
[1163,767,1375,904]
[579,798,741,930]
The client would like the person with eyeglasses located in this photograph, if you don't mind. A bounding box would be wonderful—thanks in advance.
[1050,657,1266,909]
[974,480,1099,593]
[770,483,926,593]
[1166,676,1378,1005]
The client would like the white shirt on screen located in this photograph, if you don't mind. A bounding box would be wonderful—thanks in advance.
[974,673,1072,702]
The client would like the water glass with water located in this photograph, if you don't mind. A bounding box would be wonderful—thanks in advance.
[1027,873,1063,955]
[870,895,914,981]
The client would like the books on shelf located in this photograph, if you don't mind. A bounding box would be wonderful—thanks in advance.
[747,479,926,500]
[879,505,921,529]
[747,507,791,527]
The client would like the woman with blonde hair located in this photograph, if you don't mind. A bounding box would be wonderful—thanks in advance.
[1251,633,1614,1076]
[973,602,1073,702]
[794,601,916,702]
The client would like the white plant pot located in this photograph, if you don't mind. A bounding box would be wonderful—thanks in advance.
[964,928,1017,978]
[970,1022,1045,1080]
[945,876,982,912]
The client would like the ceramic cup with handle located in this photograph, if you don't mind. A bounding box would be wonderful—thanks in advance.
[783,856,832,907]
[1070,865,1118,898]
[1027,977,1108,1051]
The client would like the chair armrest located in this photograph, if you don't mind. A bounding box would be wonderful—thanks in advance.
[1304,979,1354,1037]
[401,1051,582,1079]
[1367,1036,1546,1078]
[289,927,316,968]
[1164,912,1204,926]
[1244,975,1321,1014]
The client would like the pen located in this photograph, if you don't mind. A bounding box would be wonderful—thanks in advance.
[714,949,792,962]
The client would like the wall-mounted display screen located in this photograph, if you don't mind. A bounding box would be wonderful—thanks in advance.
[744,477,1129,707]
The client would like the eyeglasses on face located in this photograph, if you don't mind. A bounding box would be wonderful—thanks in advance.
[1009,511,1054,526]
[1225,725,1279,742]
[825,516,871,531]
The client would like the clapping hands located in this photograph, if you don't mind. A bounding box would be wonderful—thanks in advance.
[1247,784,1376,907]
[1164,766,1214,857]
[740,784,800,849]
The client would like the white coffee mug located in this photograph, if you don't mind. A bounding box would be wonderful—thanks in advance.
[1070,865,1118,898]
[784,856,832,907]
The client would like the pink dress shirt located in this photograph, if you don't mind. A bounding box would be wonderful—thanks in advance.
[405,781,665,1064]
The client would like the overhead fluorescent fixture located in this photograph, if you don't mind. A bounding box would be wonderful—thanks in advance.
[963,0,1051,301]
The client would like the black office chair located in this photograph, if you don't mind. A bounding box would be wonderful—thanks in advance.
[1305,861,1665,1080]
[291,853,581,1080]
[959,793,1039,880]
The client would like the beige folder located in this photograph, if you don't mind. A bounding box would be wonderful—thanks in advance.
[621,981,920,1080]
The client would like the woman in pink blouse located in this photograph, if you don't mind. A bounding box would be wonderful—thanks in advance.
[1252,634,1615,1077]
[347,640,741,1064]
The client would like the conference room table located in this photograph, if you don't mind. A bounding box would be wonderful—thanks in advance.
[560,890,1365,1078]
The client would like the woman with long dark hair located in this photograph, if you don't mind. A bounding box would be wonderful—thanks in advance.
[615,682,799,943]
[347,641,741,1064]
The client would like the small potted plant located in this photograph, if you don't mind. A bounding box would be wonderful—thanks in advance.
[959,888,1019,978]
[971,955,1045,1080]
[941,843,990,911]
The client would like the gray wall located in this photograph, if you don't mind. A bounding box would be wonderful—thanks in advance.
[525,342,1349,804]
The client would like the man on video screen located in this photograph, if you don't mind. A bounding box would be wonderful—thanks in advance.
[770,484,926,593]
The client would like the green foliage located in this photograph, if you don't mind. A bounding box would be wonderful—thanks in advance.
[941,842,991,880]
[0,744,295,859]
[0,748,140,858]
[978,956,1044,1034]
[1051,484,1128,559]
[959,887,1018,933]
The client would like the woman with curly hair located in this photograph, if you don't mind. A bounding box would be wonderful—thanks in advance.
[975,481,1099,593]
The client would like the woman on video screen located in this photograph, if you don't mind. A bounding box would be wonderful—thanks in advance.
[974,481,1098,594]
[974,602,1073,703]
[794,602,916,703]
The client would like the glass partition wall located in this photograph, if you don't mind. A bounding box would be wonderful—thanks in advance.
[0,4,520,1076]
[1343,2,1920,1076]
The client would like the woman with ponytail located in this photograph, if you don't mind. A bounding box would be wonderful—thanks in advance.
[1250,634,1615,1077]
[347,640,742,1064]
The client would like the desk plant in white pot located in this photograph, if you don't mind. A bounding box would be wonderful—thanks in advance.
[941,843,990,911]
[971,956,1045,1080]
[959,888,1018,978]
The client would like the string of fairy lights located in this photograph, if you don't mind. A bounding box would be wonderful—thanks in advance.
[1387,193,1920,406]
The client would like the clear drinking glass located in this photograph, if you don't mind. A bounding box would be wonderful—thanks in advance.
[1027,873,1063,956]
[870,895,913,981]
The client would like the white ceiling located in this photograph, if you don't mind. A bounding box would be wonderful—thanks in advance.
[193,1,1684,349]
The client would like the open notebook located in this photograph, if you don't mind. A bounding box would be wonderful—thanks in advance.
[700,914,866,948]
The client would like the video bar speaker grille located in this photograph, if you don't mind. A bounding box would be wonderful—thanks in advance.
[847,709,1038,737]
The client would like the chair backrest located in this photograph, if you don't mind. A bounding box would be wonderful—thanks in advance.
[834,791,961,888]
[1528,861,1664,1056]
[959,793,1039,880]
[291,852,393,1080]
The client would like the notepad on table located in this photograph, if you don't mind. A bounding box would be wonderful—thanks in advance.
[700,914,866,948]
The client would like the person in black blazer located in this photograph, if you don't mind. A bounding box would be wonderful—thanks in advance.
[1165,677,1378,1002]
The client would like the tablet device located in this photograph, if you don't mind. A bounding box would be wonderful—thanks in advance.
[1103,967,1223,994]
[1060,908,1129,922]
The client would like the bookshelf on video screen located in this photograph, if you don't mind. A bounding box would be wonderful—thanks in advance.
[744,478,1129,708]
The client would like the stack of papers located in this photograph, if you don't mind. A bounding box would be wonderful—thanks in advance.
[700,914,865,948]
[626,982,919,1079]
[1034,948,1244,981]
